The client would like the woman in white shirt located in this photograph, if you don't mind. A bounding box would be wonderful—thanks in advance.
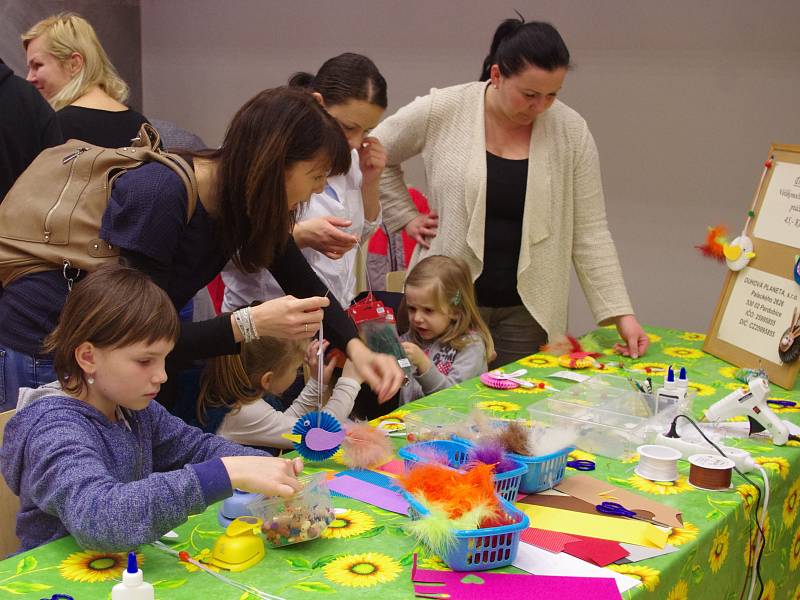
[223,53,387,309]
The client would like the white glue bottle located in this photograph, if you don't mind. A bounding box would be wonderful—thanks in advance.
[111,552,154,600]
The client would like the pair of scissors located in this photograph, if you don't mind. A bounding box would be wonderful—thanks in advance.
[595,501,640,519]
[41,595,74,600]
[567,459,595,471]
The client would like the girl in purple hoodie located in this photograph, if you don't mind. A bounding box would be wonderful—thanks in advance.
[1,265,304,552]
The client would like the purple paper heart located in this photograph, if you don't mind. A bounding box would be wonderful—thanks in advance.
[305,427,345,451]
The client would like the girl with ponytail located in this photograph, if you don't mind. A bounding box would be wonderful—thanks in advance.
[197,335,362,450]
[372,16,649,368]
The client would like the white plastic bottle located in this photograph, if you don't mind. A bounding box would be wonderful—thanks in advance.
[111,552,154,600]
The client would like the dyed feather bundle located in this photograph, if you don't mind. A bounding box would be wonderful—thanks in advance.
[695,224,729,262]
[527,424,576,457]
[467,440,519,474]
[494,420,531,456]
[399,462,501,519]
[540,335,583,356]
[340,422,393,469]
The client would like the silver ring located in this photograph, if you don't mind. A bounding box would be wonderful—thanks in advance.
[304,323,308,333]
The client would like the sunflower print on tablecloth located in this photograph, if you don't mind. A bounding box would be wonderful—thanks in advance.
[755,456,790,479]
[784,478,800,527]
[667,522,699,546]
[792,583,800,600]
[322,510,375,539]
[760,579,776,600]
[509,379,550,395]
[663,347,704,360]
[588,364,619,375]
[371,410,410,433]
[679,332,705,342]
[323,552,401,588]
[708,526,730,573]
[686,382,716,397]
[568,449,596,462]
[629,362,669,375]
[518,354,559,369]
[60,550,140,583]
[744,514,770,569]
[416,554,448,571]
[628,474,692,495]
[606,564,660,592]
[181,548,219,573]
[666,579,689,600]
[645,332,662,343]
[475,399,522,412]
[790,527,800,571]
[737,484,759,518]
[718,366,739,379]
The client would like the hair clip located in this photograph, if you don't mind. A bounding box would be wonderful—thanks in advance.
[452,290,462,306]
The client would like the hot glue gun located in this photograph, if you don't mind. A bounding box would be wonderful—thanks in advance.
[704,371,789,446]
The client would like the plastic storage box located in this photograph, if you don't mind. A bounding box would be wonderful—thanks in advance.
[403,407,469,442]
[248,473,335,547]
[404,493,529,571]
[526,374,690,459]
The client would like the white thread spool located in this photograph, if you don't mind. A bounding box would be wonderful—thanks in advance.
[635,444,681,482]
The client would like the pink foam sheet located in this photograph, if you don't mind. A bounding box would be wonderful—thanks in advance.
[411,555,622,600]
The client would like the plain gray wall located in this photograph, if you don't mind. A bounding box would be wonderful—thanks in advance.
[1,0,143,110]
[140,0,800,337]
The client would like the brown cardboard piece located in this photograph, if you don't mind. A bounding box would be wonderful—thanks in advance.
[555,474,683,528]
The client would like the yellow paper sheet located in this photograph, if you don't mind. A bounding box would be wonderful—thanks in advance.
[516,503,670,549]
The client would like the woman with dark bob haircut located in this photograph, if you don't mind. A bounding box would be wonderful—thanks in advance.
[372,18,649,367]
[0,87,404,411]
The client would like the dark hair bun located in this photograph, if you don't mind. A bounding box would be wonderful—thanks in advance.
[480,18,570,81]
[288,71,315,88]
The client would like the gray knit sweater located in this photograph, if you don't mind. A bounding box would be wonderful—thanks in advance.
[1,388,265,551]
[399,334,487,404]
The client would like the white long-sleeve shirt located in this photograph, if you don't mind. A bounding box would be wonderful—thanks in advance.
[216,377,360,449]
[222,151,380,310]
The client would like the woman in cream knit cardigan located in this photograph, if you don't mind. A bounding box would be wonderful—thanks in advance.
[373,19,649,367]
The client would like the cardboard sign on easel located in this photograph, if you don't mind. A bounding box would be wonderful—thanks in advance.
[704,143,800,389]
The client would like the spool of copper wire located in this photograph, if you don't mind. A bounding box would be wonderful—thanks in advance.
[688,454,734,490]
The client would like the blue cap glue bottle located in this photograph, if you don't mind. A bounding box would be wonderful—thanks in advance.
[111,552,154,600]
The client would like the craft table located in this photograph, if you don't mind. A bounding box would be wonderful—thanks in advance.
[1,326,799,599]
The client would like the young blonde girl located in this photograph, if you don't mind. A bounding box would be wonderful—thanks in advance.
[0,265,303,552]
[196,335,363,450]
[400,255,494,404]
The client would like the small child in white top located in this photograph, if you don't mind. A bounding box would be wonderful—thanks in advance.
[197,336,362,449]
[400,255,495,404]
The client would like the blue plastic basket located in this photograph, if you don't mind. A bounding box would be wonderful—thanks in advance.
[508,446,574,493]
[398,439,470,471]
[404,493,529,571]
[398,440,526,502]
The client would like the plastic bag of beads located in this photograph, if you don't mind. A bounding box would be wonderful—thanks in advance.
[248,473,335,547]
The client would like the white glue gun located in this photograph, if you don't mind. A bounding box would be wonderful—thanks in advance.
[704,373,789,446]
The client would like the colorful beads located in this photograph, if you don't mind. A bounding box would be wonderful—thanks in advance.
[260,503,334,547]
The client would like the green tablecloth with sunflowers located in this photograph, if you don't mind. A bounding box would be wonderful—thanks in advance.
[2,326,799,600]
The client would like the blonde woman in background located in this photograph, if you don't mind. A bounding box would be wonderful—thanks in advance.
[23,12,149,147]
